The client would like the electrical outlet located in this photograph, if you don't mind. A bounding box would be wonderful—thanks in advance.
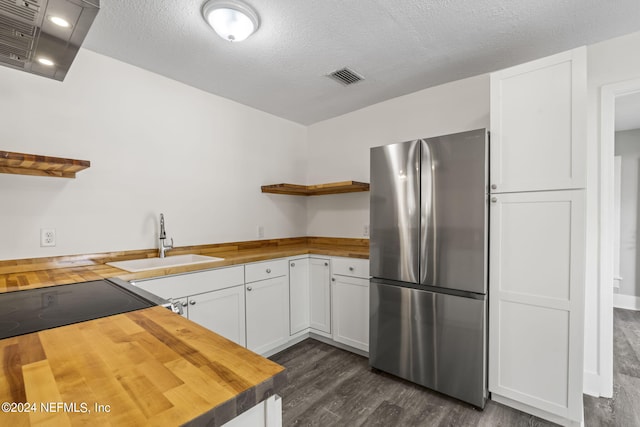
[40,228,56,247]
[363,225,369,237]
[257,225,265,238]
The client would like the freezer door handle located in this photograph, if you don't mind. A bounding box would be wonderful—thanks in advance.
[420,139,436,284]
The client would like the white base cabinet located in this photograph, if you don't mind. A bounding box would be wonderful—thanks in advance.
[289,258,310,335]
[132,266,246,347]
[189,285,246,347]
[331,275,369,352]
[331,257,370,353]
[133,256,370,358]
[309,258,331,335]
[222,395,282,427]
[246,260,290,355]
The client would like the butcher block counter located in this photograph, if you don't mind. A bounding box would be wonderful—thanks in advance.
[0,237,369,292]
[0,237,368,426]
[0,306,285,426]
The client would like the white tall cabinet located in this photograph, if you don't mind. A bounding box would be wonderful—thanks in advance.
[489,47,586,426]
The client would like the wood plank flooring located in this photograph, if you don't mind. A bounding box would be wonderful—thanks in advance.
[270,341,554,426]
[271,308,640,426]
[583,308,640,426]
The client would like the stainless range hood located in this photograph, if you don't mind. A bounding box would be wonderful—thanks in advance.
[0,0,99,81]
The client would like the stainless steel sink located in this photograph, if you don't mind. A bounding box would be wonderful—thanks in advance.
[106,254,224,272]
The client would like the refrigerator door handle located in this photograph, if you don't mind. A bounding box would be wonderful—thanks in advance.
[420,139,436,285]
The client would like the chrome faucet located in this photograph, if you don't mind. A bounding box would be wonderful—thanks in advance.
[159,213,173,258]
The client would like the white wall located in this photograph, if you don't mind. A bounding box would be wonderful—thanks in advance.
[614,128,640,299]
[0,49,307,260]
[585,30,640,394]
[306,74,490,237]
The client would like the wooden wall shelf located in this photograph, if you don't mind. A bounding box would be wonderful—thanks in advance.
[261,180,370,196]
[0,151,90,178]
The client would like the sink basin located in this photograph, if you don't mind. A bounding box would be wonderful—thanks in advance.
[107,254,224,272]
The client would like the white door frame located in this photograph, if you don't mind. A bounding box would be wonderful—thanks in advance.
[599,77,640,397]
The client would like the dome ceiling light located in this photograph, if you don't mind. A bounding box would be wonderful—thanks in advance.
[202,0,260,42]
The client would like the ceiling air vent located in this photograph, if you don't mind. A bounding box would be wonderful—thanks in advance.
[327,67,364,86]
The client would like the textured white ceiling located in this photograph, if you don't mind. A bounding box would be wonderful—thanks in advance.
[83,0,640,125]
[616,92,640,132]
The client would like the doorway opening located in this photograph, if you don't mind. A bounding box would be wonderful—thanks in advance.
[599,78,640,397]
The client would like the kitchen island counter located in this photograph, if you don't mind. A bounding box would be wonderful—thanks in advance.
[0,237,368,425]
[0,305,285,426]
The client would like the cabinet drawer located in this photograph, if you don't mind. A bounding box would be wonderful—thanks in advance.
[332,257,370,278]
[245,259,288,283]
[132,265,244,299]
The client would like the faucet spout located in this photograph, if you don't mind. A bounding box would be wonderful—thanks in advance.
[160,213,167,239]
[158,213,173,258]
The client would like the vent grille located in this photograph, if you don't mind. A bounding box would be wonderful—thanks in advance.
[327,67,364,86]
[0,13,36,36]
[0,0,40,23]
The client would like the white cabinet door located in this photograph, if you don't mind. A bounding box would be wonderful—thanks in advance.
[309,258,331,334]
[246,276,290,355]
[490,47,586,193]
[489,190,585,422]
[331,275,369,352]
[289,257,310,335]
[188,285,246,347]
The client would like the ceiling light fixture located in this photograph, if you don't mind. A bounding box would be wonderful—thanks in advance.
[202,0,260,42]
[37,58,55,66]
[48,16,71,28]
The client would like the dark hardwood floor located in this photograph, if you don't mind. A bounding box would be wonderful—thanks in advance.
[270,341,554,426]
[270,308,640,426]
[583,308,640,426]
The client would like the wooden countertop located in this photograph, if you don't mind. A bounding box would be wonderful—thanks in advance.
[0,237,369,293]
[0,237,368,425]
[0,306,285,426]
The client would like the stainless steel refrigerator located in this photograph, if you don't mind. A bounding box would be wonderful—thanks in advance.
[369,128,488,408]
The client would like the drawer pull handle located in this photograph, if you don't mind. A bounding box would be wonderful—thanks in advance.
[189,300,196,305]
[324,262,328,267]
[181,301,187,307]
[491,184,497,190]
[332,277,335,282]
[349,266,354,271]
[291,263,295,267]
[491,197,497,203]
[247,286,253,291]
[266,268,271,273]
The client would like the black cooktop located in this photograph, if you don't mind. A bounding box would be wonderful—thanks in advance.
[0,279,155,340]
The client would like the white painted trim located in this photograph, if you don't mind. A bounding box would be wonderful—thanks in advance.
[265,395,282,427]
[491,394,581,427]
[613,294,640,311]
[582,371,602,397]
[599,77,640,398]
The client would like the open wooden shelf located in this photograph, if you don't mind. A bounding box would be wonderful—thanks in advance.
[261,180,370,196]
[0,150,90,178]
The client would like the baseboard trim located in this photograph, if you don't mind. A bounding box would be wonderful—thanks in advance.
[309,332,369,357]
[582,371,601,397]
[265,331,368,359]
[491,394,581,427]
[613,293,640,311]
